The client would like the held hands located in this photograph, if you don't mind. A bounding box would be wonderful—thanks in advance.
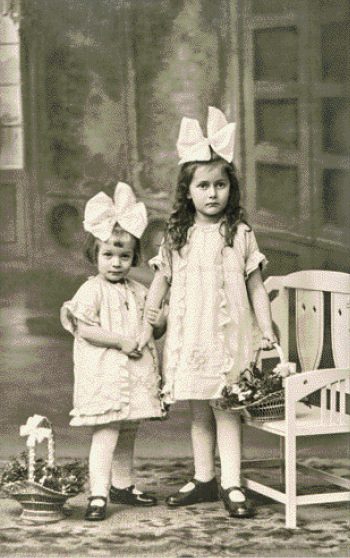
[145,306,167,329]
[138,306,167,350]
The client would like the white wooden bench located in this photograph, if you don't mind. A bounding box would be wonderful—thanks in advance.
[242,270,350,528]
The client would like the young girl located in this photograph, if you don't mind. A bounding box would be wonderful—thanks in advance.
[140,107,277,519]
[61,182,166,521]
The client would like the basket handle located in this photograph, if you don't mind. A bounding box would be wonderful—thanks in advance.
[255,342,286,365]
[20,415,55,482]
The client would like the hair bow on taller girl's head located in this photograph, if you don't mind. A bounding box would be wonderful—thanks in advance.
[176,106,236,165]
[83,182,148,241]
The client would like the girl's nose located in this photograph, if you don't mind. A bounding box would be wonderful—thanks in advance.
[208,185,217,197]
[111,257,121,267]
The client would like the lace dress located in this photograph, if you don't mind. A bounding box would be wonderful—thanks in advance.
[150,222,267,403]
[60,275,163,425]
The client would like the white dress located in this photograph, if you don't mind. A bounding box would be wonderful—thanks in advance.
[150,222,267,403]
[60,275,163,425]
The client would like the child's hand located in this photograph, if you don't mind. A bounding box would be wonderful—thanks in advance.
[260,332,277,350]
[145,307,166,329]
[120,338,139,355]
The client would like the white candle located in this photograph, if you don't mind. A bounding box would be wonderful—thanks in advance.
[28,446,35,482]
[48,433,54,468]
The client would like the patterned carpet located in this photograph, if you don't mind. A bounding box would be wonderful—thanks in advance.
[0,457,349,558]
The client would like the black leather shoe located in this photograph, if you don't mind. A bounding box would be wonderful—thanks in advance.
[109,485,157,506]
[166,477,219,507]
[84,496,107,521]
[220,486,255,518]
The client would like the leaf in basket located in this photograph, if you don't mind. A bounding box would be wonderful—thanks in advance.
[0,458,27,486]
[0,452,88,496]
[251,362,265,380]
[1,480,29,495]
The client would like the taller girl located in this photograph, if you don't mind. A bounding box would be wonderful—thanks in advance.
[140,107,277,518]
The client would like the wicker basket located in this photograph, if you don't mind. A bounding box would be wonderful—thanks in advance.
[4,416,70,522]
[244,390,285,421]
[212,344,295,421]
[7,480,69,522]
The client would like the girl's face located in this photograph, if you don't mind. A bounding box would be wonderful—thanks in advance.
[188,163,230,223]
[97,233,135,283]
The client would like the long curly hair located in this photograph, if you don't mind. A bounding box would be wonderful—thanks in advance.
[165,153,248,252]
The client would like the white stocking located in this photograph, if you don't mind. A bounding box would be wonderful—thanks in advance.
[189,400,216,483]
[89,423,120,498]
[213,409,245,501]
[111,421,139,489]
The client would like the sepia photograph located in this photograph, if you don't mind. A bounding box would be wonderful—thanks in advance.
[0,0,349,556]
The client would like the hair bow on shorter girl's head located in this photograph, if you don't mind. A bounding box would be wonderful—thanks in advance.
[83,182,147,241]
[176,106,236,165]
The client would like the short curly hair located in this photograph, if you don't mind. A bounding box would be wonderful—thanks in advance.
[84,224,141,267]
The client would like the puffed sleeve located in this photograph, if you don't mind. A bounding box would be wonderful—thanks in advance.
[60,277,101,335]
[244,227,268,278]
[148,240,172,283]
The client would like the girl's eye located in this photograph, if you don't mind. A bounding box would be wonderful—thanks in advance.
[197,182,208,189]
[216,181,227,188]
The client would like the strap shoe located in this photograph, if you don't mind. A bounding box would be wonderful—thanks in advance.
[109,485,157,506]
[220,486,255,518]
[84,496,107,521]
[166,477,219,507]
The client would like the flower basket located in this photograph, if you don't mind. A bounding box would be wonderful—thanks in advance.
[211,344,300,421]
[3,480,70,522]
[1,415,87,522]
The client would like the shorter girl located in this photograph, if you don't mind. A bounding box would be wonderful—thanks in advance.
[140,107,277,519]
[61,183,166,521]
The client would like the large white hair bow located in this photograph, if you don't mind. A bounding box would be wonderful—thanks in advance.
[83,182,147,241]
[176,106,236,165]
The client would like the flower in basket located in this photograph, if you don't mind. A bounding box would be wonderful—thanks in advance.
[0,452,88,496]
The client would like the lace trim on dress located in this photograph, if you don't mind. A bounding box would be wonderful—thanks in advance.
[69,408,131,426]
[160,228,190,404]
[216,248,238,391]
